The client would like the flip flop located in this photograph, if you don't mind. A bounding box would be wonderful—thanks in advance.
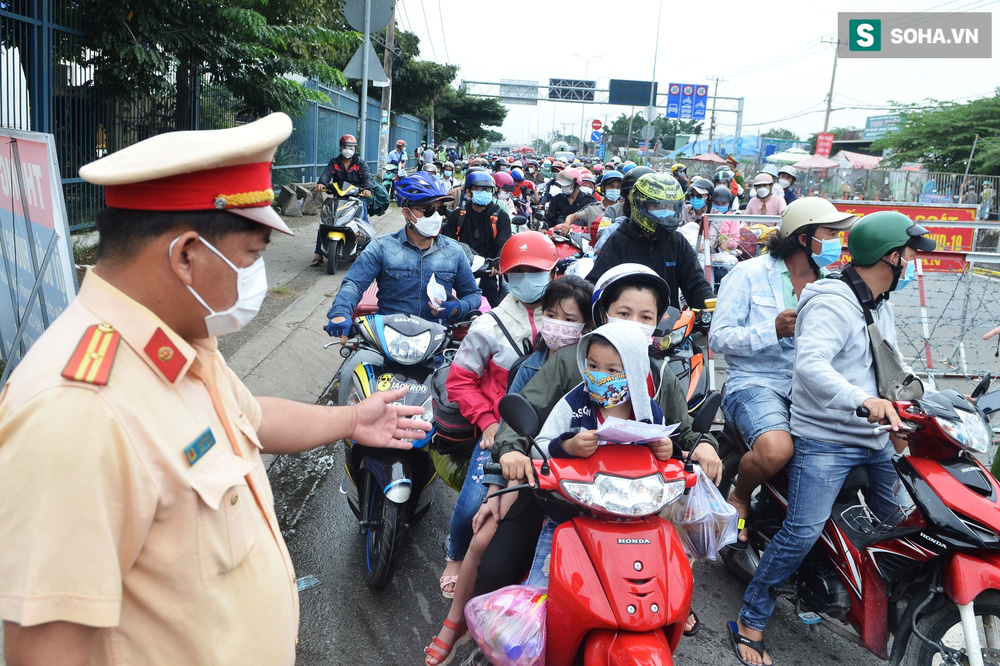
[683,609,701,637]
[309,258,323,267]
[728,621,771,666]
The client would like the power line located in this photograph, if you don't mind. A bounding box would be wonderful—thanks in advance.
[726,44,829,79]
[418,0,439,61]
[396,0,411,32]
[718,38,829,78]
[436,0,452,64]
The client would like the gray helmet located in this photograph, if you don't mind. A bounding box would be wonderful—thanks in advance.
[778,165,798,180]
[761,164,780,179]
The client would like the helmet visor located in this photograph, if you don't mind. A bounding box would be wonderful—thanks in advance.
[636,198,684,229]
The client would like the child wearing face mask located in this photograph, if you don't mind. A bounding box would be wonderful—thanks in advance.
[433,232,558,632]
[523,321,676,587]
[423,275,593,666]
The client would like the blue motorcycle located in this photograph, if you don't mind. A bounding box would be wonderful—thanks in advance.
[329,313,459,588]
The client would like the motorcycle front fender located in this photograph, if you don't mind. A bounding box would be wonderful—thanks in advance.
[944,550,1000,605]
[361,452,412,504]
[582,628,673,666]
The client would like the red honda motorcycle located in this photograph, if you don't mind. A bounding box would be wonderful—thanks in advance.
[483,392,722,665]
[718,377,1000,665]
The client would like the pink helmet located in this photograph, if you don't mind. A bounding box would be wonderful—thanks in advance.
[578,168,596,185]
[492,171,516,192]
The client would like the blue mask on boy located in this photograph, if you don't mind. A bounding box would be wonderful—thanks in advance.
[895,257,915,291]
[690,197,706,210]
[584,370,630,409]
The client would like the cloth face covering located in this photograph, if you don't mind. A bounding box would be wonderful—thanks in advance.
[507,271,549,303]
[539,317,584,350]
[585,370,630,409]
[171,236,267,337]
[414,210,443,237]
[811,237,842,268]
[471,191,493,206]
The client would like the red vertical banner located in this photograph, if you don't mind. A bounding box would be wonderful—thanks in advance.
[816,133,834,158]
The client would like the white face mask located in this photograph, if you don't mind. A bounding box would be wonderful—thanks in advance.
[172,236,267,338]
[412,209,443,237]
[498,191,511,200]
[756,186,770,198]
[341,147,356,159]
[778,178,791,189]
[607,316,656,345]
[562,185,576,196]
[580,186,594,196]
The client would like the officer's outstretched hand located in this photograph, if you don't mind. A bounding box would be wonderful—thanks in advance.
[326,316,351,345]
[984,324,1000,340]
[350,387,430,449]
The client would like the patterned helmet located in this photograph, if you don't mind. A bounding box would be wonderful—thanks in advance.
[630,173,684,234]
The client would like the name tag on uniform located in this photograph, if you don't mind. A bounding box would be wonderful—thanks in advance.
[184,428,216,466]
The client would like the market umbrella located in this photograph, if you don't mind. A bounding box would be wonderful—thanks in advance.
[764,147,810,164]
[793,154,841,170]
[692,152,726,164]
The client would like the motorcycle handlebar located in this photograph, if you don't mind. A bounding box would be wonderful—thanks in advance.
[856,406,871,418]
[482,462,503,476]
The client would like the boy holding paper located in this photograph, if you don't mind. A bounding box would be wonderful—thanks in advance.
[525,320,676,587]
[534,320,676,460]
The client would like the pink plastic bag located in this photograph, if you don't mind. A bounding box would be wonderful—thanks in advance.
[465,585,547,666]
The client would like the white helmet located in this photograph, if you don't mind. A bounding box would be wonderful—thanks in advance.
[779,197,856,238]
[778,166,798,180]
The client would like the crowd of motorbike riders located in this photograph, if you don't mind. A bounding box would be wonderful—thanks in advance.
[316,131,939,666]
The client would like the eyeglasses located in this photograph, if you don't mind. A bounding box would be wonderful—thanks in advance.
[410,205,438,217]
[468,185,494,193]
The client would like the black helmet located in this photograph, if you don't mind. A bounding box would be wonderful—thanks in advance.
[620,165,656,198]
[689,178,714,197]
[711,185,735,205]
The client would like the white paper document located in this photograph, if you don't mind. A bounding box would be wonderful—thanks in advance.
[595,417,680,444]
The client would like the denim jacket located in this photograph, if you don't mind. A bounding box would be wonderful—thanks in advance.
[709,253,796,396]
[327,228,482,322]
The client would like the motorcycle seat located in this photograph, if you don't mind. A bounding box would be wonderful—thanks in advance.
[836,467,870,505]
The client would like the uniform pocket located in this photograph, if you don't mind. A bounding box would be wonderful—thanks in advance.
[750,293,777,310]
[189,453,259,587]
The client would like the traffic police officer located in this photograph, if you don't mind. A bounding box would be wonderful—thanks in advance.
[0,113,429,665]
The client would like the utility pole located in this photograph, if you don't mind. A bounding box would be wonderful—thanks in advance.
[706,76,725,153]
[642,0,664,165]
[376,1,395,179]
[821,40,842,133]
[358,0,371,162]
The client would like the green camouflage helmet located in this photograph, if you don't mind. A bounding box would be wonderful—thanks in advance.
[847,210,936,266]
[630,173,684,234]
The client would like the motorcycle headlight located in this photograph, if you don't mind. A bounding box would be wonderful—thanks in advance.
[560,473,685,517]
[669,328,685,346]
[381,326,431,365]
[939,410,992,454]
[404,397,435,448]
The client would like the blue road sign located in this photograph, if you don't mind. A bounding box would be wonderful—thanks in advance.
[590,131,602,143]
[693,85,708,120]
[666,83,682,119]
[679,84,695,119]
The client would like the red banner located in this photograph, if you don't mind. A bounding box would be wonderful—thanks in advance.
[816,133,834,158]
[829,200,990,272]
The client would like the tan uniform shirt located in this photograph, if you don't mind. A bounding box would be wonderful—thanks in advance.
[0,271,298,665]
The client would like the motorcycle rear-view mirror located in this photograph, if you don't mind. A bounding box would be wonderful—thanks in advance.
[973,373,993,400]
[512,215,528,227]
[692,392,722,434]
[499,394,540,438]
[977,390,1000,417]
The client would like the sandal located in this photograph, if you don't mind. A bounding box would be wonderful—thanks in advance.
[683,609,701,637]
[728,621,772,665]
[424,618,469,666]
[309,258,323,267]
[439,574,459,599]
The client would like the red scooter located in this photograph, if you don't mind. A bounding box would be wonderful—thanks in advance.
[719,376,1000,665]
[483,392,722,665]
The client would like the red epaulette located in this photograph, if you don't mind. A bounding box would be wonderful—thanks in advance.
[61,323,121,386]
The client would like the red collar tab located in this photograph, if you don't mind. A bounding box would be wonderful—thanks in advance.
[104,162,274,212]
[144,327,188,382]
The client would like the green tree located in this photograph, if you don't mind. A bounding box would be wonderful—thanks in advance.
[763,127,799,140]
[434,88,507,145]
[78,0,356,125]
[872,93,1000,174]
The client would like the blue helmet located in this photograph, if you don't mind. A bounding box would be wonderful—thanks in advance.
[394,171,450,208]
[601,169,624,184]
[464,171,496,191]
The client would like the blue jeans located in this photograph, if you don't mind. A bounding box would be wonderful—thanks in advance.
[526,517,557,588]
[447,443,493,561]
[739,436,900,631]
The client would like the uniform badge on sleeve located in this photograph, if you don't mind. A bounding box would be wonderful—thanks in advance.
[61,323,121,386]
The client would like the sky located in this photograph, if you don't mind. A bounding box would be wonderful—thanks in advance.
[396,0,999,146]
